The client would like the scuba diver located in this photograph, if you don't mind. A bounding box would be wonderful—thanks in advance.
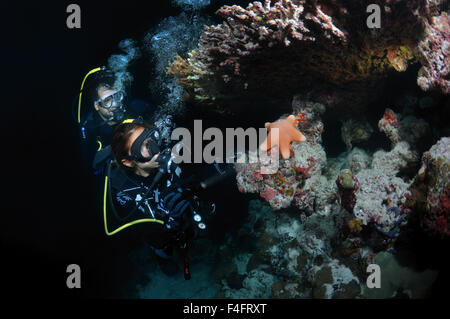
[75,68,155,174]
[104,122,226,279]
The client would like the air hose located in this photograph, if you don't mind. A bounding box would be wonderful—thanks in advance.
[103,160,164,236]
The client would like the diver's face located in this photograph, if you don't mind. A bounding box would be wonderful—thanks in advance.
[121,127,160,173]
[94,87,120,125]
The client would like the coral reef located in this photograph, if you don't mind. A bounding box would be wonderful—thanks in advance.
[84,0,449,300]
[352,141,416,238]
[378,108,431,146]
[414,137,450,238]
[345,148,371,174]
[378,108,402,145]
[236,97,332,211]
[350,107,433,239]
[168,0,446,117]
[218,199,364,299]
[416,11,450,94]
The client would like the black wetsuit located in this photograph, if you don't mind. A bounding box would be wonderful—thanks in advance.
[79,98,155,174]
[107,158,199,252]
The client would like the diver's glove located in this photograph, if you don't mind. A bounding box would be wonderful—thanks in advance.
[161,190,192,231]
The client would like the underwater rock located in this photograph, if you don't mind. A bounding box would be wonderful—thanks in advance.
[247,253,267,273]
[310,259,360,299]
[415,137,450,238]
[336,169,359,213]
[361,251,438,298]
[378,108,402,145]
[332,280,361,299]
[312,266,333,299]
[398,115,432,147]
[223,269,276,298]
[167,0,445,116]
[291,97,326,145]
[337,169,354,189]
[235,138,328,211]
[296,253,309,271]
[352,109,423,240]
[226,271,246,290]
[236,97,336,212]
[379,108,431,147]
[271,281,291,299]
[233,199,371,299]
[345,148,371,174]
[353,142,414,238]
[416,11,450,94]
[341,119,373,149]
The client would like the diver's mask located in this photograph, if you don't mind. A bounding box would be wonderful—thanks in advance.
[97,90,126,122]
[125,128,161,163]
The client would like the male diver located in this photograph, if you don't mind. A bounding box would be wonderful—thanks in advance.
[77,70,155,174]
[104,122,219,279]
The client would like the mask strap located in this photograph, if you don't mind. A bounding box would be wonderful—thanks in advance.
[129,129,155,162]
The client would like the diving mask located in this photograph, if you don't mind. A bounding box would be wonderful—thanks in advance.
[97,90,126,122]
[97,90,124,109]
[126,128,161,162]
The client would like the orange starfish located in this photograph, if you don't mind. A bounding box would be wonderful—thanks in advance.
[260,115,306,159]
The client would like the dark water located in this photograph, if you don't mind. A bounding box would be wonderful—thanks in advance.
[2,1,177,298]
[1,0,255,299]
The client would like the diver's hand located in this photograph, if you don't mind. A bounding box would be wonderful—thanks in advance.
[141,153,160,170]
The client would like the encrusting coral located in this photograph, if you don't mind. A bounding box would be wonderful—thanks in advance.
[236,96,329,211]
[416,11,450,94]
[351,108,433,239]
[411,137,450,238]
[378,108,431,147]
[167,0,447,117]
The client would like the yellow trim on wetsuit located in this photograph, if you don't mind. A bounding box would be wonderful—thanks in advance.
[121,118,135,124]
[103,175,164,236]
[96,139,103,151]
[78,67,102,124]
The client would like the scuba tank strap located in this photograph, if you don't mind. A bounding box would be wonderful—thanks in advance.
[121,116,143,124]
